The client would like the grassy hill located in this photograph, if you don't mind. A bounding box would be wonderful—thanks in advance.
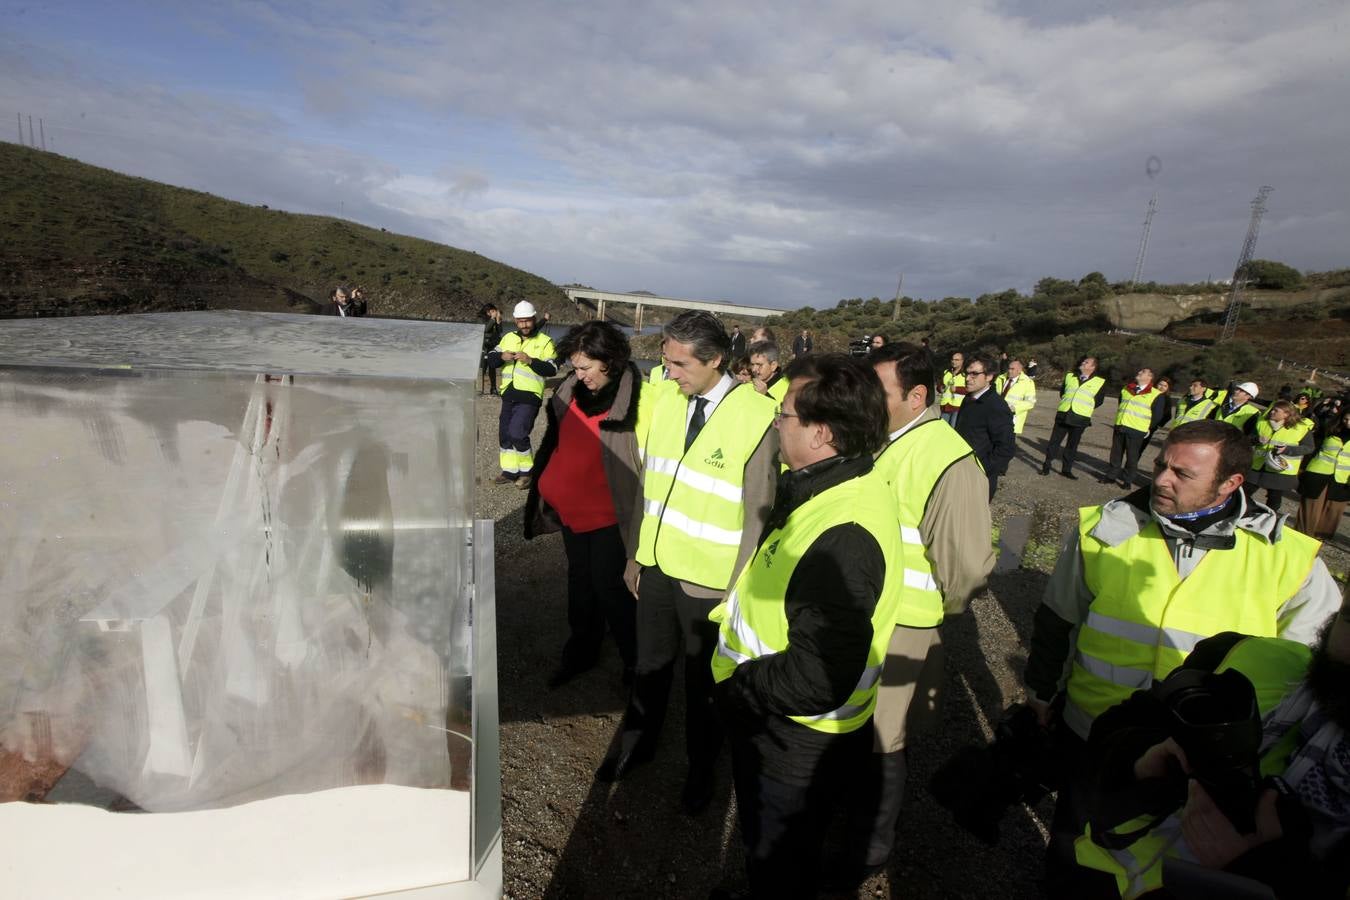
[0,142,567,321]
[761,269,1350,393]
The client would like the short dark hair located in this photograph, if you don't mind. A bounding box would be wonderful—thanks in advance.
[783,353,889,457]
[869,342,934,405]
[557,320,631,374]
[663,311,730,373]
[748,340,780,363]
[871,333,888,345]
[966,352,997,376]
[1165,420,1252,484]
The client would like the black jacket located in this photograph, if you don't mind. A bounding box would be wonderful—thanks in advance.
[954,388,1016,477]
[716,453,887,785]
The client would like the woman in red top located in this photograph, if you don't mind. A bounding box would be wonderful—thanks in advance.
[525,321,649,689]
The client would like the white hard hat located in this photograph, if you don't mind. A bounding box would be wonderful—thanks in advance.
[512,301,537,319]
[1235,381,1259,399]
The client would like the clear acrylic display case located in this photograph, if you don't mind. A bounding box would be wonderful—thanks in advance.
[0,311,500,898]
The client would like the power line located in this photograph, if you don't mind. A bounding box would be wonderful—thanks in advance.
[1218,185,1274,344]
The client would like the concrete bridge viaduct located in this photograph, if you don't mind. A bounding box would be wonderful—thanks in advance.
[561,288,781,331]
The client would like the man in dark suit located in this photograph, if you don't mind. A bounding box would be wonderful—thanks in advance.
[792,328,813,358]
[320,285,367,317]
[953,351,1016,499]
[729,325,747,360]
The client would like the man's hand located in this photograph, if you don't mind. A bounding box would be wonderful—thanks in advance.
[1133,737,1190,780]
[623,559,642,596]
[1026,694,1054,728]
[516,352,533,365]
[751,377,768,395]
[1181,781,1283,869]
[500,350,518,362]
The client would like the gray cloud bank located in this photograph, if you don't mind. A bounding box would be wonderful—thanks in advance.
[3,0,1347,308]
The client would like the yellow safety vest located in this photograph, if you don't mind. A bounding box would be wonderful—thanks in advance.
[1074,637,1311,899]
[1306,435,1350,483]
[940,370,966,408]
[1214,398,1260,430]
[1114,386,1160,434]
[1064,504,1320,736]
[710,468,903,733]
[495,330,556,399]
[995,375,1037,434]
[648,364,667,385]
[1252,417,1313,475]
[767,374,789,403]
[1171,390,1219,425]
[635,383,776,590]
[873,419,978,625]
[1056,373,1106,420]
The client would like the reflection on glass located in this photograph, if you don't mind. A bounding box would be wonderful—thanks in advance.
[0,312,489,897]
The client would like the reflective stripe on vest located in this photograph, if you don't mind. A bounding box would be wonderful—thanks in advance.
[1073,637,1311,898]
[1000,376,1037,433]
[1114,386,1159,433]
[940,371,966,408]
[710,468,904,734]
[1057,373,1106,419]
[1252,417,1313,475]
[1172,392,1218,425]
[1064,505,1320,734]
[495,331,556,398]
[873,418,977,626]
[1306,435,1350,483]
[635,383,775,590]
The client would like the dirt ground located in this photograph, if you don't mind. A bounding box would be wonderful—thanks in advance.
[475,385,1350,899]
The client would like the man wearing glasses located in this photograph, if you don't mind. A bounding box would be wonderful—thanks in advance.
[953,352,1016,499]
[711,353,903,897]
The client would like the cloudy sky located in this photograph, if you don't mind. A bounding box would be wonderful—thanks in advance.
[3,1,1347,308]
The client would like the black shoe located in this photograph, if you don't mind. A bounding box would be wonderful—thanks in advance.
[681,768,715,815]
[1060,470,1077,480]
[821,861,886,892]
[1039,462,1051,476]
[1118,478,1132,489]
[1096,473,1114,484]
[595,744,653,783]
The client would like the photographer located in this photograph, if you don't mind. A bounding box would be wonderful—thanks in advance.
[1023,420,1340,896]
[1071,588,1350,898]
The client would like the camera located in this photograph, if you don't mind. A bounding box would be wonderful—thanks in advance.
[929,703,1061,845]
[1153,667,1263,833]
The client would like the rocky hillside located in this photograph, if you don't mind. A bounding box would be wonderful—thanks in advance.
[0,143,568,321]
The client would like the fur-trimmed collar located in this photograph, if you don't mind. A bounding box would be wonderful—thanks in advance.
[552,361,643,433]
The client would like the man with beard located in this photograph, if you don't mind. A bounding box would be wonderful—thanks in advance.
[487,301,558,487]
[1023,419,1341,897]
[1070,586,1350,898]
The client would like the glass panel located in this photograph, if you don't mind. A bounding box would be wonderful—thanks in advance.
[0,312,484,898]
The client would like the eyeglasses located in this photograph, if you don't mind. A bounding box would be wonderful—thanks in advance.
[774,406,801,421]
[964,369,987,377]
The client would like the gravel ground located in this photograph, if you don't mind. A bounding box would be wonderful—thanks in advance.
[476,385,1350,899]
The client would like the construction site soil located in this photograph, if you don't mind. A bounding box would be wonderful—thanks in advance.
[476,386,1350,899]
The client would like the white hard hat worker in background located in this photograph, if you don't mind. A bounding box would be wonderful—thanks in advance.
[513,301,538,319]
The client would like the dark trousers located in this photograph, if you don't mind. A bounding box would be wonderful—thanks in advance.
[497,396,540,475]
[1044,728,1118,899]
[1107,427,1147,483]
[1044,420,1087,473]
[987,472,1000,500]
[617,566,723,770]
[479,357,498,392]
[730,726,867,898]
[1243,480,1287,512]
[560,524,636,671]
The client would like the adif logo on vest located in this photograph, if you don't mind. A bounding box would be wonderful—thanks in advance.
[705,448,726,469]
[763,539,780,567]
